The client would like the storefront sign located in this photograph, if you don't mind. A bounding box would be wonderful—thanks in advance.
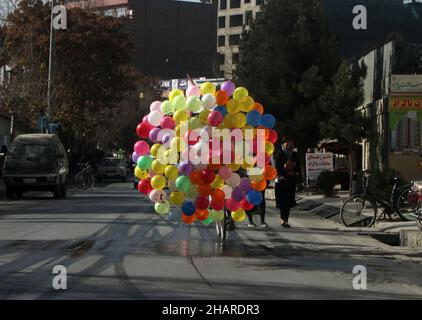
[305,153,333,185]
[389,96,422,111]
[391,75,422,94]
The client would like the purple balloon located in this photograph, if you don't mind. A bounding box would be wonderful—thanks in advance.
[132,152,140,163]
[238,178,252,192]
[221,80,236,97]
[149,128,161,143]
[231,187,246,202]
[179,161,194,176]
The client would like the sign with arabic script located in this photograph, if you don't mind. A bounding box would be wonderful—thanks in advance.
[389,96,422,111]
[391,75,422,94]
[306,153,333,185]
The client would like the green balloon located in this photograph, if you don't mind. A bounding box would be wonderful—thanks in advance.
[202,216,213,226]
[155,200,170,215]
[187,96,202,112]
[188,117,202,130]
[137,155,153,170]
[161,100,175,115]
[210,209,224,222]
[175,175,191,193]
[173,95,187,111]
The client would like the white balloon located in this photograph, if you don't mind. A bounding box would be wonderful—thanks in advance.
[148,111,163,127]
[222,185,233,200]
[226,173,241,188]
[201,93,217,110]
[150,101,162,112]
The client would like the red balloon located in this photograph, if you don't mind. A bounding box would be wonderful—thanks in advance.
[195,196,210,210]
[182,213,195,224]
[226,197,241,212]
[267,129,278,144]
[161,116,175,129]
[142,115,154,129]
[211,189,225,202]
[208,111,224,126]
[201,169,216,184]
[195,209,209,221]
[138,178,152,194]
[136,122,151,139]
[241,199,254,211]
[210,198,225,211]
[198,184,212,196]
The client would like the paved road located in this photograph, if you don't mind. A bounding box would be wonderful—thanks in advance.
[0,181,422,299]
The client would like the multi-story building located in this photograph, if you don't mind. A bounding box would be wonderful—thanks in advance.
[67,0,217,79]
[216,0,263,79]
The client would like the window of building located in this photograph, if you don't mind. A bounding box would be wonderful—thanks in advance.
[229,34,241,46]
[104,9,114,17]
[218,53,225,66]
[256,0,264,5]
[218,16,226,28]
[229,14,243,27]
[230,0,241,8]
[244,0,251,3]
[220,0,227,10]
[218,35,225,47]
[116,7,127,17]
[245,10,253,25]
[232,53,240,64]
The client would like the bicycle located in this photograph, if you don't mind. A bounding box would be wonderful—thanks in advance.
[75,162,95,189]
[395,180,422,230]
[340,170,411,227]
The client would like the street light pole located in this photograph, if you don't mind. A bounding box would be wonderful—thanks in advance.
[45,0,55,133]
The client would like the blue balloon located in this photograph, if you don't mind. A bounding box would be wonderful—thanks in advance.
[214,105,228,117]
[246,190,263,205]
[182,201,196,216]
[259,114,276,128]
[246,110,261,127]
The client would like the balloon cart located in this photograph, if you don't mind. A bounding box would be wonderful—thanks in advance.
[132,77,278,241]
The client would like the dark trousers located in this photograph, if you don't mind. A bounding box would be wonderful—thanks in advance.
[276,179,296,222]
[247,191,266,224]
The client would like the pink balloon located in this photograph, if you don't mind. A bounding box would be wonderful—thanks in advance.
[186,85,201,97]
[161,116,175,129]
[219,166,232,180]
[226,197,241,212]
[150,101,162,112]
[134,141,150,155]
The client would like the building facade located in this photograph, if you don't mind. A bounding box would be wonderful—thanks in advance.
[216,0,263,79]
[67,0,217,79]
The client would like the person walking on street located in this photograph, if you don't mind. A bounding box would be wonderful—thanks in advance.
[247,190,268,228]
[274,137,300,228]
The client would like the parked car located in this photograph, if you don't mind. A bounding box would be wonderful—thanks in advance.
[97,157,128,182]
[2,134,69,199]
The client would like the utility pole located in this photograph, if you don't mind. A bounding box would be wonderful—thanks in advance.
[45,0,55,133]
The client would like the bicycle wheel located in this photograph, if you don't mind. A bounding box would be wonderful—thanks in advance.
[340,195,377,227]
[396,187,417,221]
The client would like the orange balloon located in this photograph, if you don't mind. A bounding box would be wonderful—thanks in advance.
[189,170,203,185]
[195,209,209,221]
[182,214,195,224]
[253,103,264,115]
[215,90,229,106]
[198,184,212,196]
[263,165,277,180]
[211,189,225,201]
[251,179,267,191]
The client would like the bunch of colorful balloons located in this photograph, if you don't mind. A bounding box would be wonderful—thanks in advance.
[132,80,278,225]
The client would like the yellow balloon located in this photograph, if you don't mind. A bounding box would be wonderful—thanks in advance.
[151,175,166,190]
[211,175,225,189]
[200,82,216,95]
[134,166,148,180]
[241,156,255,170]
[173,110,189,125]
[224,114,235,129]
[151,159,166,174]
[226,99,241,114]
[234,112,247,128]
[169,190,185,205]
[265,141,275,155]
[228,163,241,172]
[164,148,179,165]
[199,109,210,125]
[231,208,246,222]
[169,89,184,102]
[170,136,186,152]
[233,87,249,100]
[240,96,255,112]
[165,165,179,180]
[150,143,162,158]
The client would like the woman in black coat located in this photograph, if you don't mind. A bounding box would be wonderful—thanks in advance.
[274,137,300,228]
